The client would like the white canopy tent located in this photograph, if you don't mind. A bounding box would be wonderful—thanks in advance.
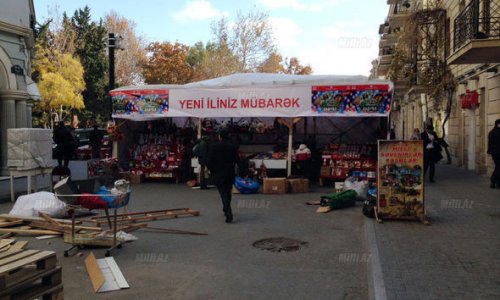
[110,73,394,176]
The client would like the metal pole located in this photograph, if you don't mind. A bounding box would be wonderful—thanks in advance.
[287,119,293,177]
[197,118,202,139]
[108,33,116,120]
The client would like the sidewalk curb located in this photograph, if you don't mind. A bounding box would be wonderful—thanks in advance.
[365,217,387,300]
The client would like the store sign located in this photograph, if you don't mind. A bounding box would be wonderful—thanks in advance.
[311,84,391,116]
[110,89,169,118]
[170,87,309,118]
[377,140,425,221]
[460,89,479,109]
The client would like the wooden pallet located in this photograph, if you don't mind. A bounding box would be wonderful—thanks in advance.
[89,208,200,226]
[0,249,57,290]
[0,267,62,300]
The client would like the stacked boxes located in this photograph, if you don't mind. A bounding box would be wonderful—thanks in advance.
[262,178,310,194]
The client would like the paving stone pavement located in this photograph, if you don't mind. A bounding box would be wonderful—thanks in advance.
[372,164,500,300]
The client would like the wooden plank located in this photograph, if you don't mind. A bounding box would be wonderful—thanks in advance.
[0,249,23,260]
[61,224,102,232]
[89,208,195,220]
[0,214,79,225]
[35,235,59,240]
[0,251,56,275]
[30,220,102,234]
[0,250,40,268]
[38,212,61,225]
[10,241,28,250]
[90,209,200,225]
[84,252,105,293]
[29,221,71,234]
[101,223,146,235]
[143,226,208,236]
[0,220,24,228]
[0,239,15,249]
[0,239,14,253]
[0,228,62,236]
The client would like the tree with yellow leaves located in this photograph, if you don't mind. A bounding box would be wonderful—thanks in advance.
[33,43,85,128]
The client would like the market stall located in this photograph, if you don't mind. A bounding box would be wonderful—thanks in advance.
[109,73,393,184]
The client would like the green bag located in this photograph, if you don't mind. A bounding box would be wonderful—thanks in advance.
[321,190,357,210]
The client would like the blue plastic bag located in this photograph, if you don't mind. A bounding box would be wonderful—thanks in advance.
[235,177,259,194]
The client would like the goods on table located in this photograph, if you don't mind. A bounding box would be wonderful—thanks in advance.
[128,133,184,181]
[320,144,377,185]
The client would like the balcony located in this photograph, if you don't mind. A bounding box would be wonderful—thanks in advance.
[448,0,500,64]
[383,27,401,46]
[376,46,396,77]
[377,62,390,77]
[379,46,395,64]
[389,1,414,26]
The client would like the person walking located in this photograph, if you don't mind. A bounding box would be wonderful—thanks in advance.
[53,121,75,168]
[207,129,242,223]
[421,124,442,183]
[487,119,500,189]
[89,125,104,159]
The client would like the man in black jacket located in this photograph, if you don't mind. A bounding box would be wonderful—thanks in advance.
[487,119,500,189]
[207,129,242,223]
[53,121,75,168]
[421,124,442,182]
[89,125,104,159]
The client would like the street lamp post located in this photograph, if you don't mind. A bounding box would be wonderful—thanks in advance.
[108,33,123,159]
[108,33,116,119]
[108,33,123,119]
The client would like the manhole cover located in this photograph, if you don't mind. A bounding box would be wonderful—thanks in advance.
[252,237,307,252]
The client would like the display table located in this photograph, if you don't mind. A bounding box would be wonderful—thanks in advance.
[9,167,53,202]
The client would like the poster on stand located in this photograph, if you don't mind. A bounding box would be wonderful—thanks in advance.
[377,140,425,220]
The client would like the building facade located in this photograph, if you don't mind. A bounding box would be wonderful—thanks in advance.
[0,0,38,175]
[375,0,500,177]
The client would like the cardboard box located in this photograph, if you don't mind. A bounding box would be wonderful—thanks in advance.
[232,185,240,194]
[130,173,142,184]
[287,178,309,193]
[263,178,287,194]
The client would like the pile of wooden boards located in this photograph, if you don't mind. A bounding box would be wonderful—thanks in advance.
[0,238,63,300]
[0,213,102,238]
[0,208,205,245]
